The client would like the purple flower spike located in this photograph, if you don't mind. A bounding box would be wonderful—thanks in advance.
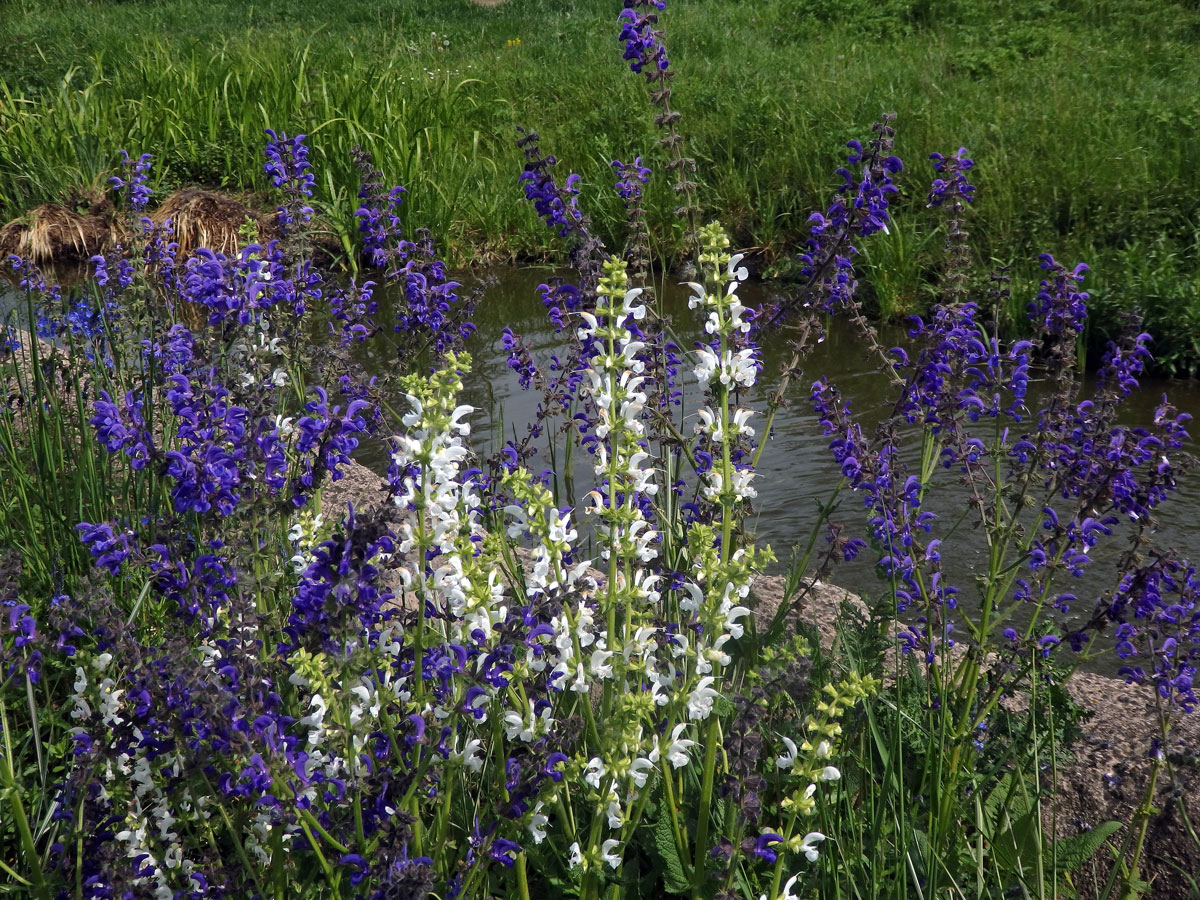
[612,157,652,206]
[76,522,133,575]
[264,129,316,234]
[1029,253,1090,340]
[927,148,976,208]
[619,1,670,77]
[518,148,583,239]
[109,150,153,211]
[501,327,538,390]
[765,116,901,327]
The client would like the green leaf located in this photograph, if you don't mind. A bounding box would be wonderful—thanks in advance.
[983,773,1042,875]
[652,806,691,895]
[712,695,736,720]
[1051,821,1122,875]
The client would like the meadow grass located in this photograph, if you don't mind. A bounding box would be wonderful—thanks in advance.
[1,0,1199,368]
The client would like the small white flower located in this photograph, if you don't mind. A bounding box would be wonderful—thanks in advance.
[730,467,757,500]
[722,603,751,639]
[663,723,696,769]
[528,803,549,844]
[607,799,623,829]
[728,348,758,388]
[628,756,653,789]
[775,736,799,770]
[798,831,826,862]
[681,582,705,612]
[448,404,475,435]
[458,738,484,773]
[730,407,755,437]
[503,701,552,742]
[589,647,614,679]
[760,874,802,900]
[621,288,646,318]
[694,346,719,383]
[687,676,719,720]
[819,765,841,782]
[584,757,606,790]
[601,838,622,869]
[299,694,327,732]
[568,842,584,868]
[570,663,590,694]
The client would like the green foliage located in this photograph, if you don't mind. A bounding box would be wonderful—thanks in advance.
[650,797,691,895]
[796,586,1126,899]
[1056,822,1124,884]
[1087,232,1200,377]
[859,220,938,321]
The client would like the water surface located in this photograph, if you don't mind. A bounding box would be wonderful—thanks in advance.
[6,264,1197,672]
[365,267,1200,672]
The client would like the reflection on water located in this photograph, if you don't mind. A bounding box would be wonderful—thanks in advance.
[364,267,1200,674]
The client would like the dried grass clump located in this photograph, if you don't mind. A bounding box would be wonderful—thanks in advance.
[0,203,113,263]
[153,189,266,259]
[0,187,310,268]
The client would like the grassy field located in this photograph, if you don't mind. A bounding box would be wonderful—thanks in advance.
[2,0,1199,370]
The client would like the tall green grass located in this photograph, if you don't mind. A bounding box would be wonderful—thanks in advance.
[2,0,1199,363]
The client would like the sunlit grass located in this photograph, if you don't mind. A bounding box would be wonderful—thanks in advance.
[2,0,1199,363]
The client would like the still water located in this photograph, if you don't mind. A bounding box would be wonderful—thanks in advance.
[362,267,1200,669]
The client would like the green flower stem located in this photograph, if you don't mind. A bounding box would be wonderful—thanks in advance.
[431,775,453,859]
[414,467,430,706]
[656,753,692,874]
[1104,685,1172,899]
[581,781,612,900]
[299,806,350,855]
[298,815,338,887]
[353,766,367,847]
[517,851,532,900]
[602,302,621,726]
[622,765,661,849]
[456,861,489,900]
[74,793,85,900]
[200,771,267,899]
[0,696,49,900]
[768,804,802,900]
[270,828,286,900]
[0,858,32,887]
[691,715,721,898]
